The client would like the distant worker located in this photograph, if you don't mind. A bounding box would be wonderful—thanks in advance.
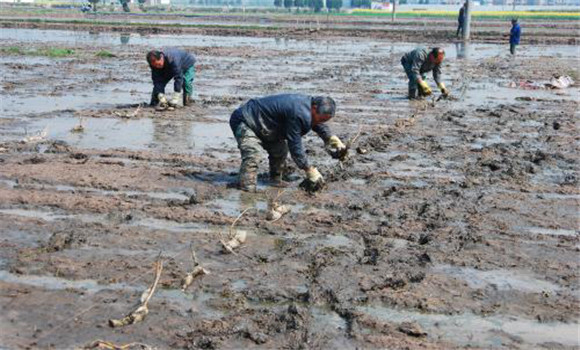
[510,18,521,56]
[147,48,196,109]
[456,3,466,38]
[229,94,346,192]
[401,47,449,100]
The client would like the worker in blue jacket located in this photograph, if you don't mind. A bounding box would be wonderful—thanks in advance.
[229,94,346,192]
[510,18,521,56]
[147,47,196,108]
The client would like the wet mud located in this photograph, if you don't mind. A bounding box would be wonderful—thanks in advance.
[0,25,579,349]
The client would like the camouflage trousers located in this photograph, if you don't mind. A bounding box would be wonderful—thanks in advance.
[232,122,288,189]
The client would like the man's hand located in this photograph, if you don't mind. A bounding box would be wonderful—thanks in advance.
[327,135,348,161]
[438,82,450,97]
[157,93,168,105]
[418,80,432,96]
[300,167,325,193]
[306,167,323,183]
[168,92,182,107]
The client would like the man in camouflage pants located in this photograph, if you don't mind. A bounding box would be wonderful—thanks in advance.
[401,47,450,99]
[229,94,346,192]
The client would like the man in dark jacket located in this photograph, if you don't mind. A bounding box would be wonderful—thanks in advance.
[510,18,521,56]
[456,3,466,38]
[147,48,196,108]
[401,47,449,100]
[229,94,346,192]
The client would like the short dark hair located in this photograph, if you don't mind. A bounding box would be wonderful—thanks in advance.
[430,47,445,58]
[312,96,336,118]
[146,50,163,64]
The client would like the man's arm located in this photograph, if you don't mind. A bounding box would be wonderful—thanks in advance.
[151,69,169,105]
[170,59,184,93]
[312,124,331,143]
[433,64,442,85]
[286,117,309,170]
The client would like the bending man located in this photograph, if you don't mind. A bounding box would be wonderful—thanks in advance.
[229,94,346,192]
[401,47,449,100]
[147,48,196,108]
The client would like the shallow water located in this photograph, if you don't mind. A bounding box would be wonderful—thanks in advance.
[357,305,579,347]
[433,264,561,293]
[4,116,233,154]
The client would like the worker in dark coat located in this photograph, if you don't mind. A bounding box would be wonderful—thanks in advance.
[229,94,346,192]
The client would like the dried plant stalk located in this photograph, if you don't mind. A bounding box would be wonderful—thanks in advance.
[181,244,209,291]
[109,256,163,328]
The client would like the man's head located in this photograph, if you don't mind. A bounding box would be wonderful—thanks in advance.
[511,18,518,25]
[147,50,165,69]
[311,96,336,127]
[429,47,445,65]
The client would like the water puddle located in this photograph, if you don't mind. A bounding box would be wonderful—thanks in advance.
[128,217,211,233]
[0,208,74,222]
[3,116,233,153]
[0,207,220,235]
[0,270,138,293]
[356,305,579,347]
[1,178,191,201]
[206,191,305,217]
[0,82,148,117]
[433,264,560,293]
[516,226,578,237]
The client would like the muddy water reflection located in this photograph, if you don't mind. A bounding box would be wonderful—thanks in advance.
[357,305,579,347]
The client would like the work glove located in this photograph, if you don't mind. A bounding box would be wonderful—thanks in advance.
[157,93,168,105]
[306,167,323,183]
[328,135,345,149]
[438,82,450,97]
[418,80,432,96]
[168,92,182,107]
[300,167,325,193]
[327,135,348,161]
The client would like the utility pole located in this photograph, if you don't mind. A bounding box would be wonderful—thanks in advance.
[391,0,396,22]
[463,0,471,41]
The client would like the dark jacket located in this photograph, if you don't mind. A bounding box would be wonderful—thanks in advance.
[458,6,465,23]
[230,94,332,170]
[401,47,442,85]
[510,23,521,45]
[151,47,196,96]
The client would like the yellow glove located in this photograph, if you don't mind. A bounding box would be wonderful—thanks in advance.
[328,135,346,150]
[438,82,449,97]
[328,135,348,160]
[418,80,432,96]
[305,167,323,183]
[157,93,168,104]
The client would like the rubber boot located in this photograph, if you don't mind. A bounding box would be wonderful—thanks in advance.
[408,88,418,100]
[239,167,257,192]
[269,159,289,188]
[183,93,192,106]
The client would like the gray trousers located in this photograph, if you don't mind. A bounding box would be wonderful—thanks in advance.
[233,122,288,187]
[510,43,517,55]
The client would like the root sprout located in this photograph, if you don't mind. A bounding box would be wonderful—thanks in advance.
[181,244,209,292]
[220,208,252,254]
[109,254,163,328]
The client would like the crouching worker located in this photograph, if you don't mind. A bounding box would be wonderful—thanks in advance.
[401,47,449,100]
[147,48,196,109]
[229,94,346,192]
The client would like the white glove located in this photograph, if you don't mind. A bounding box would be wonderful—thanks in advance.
[168,92,182,107]
[157,93,168,104]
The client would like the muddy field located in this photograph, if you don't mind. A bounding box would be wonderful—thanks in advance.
[0,21,579,350]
